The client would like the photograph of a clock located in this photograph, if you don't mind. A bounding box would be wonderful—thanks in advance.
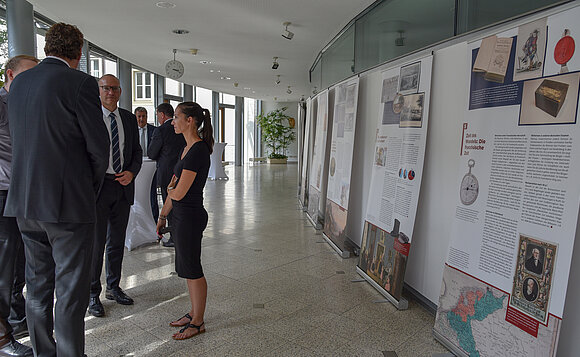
[460,158,479,205]
[166,49,184,80]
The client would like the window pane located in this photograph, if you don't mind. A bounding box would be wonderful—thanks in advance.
[165,78,182,97]
[457,0,565,34]
[221,93,235,105]
[145,87,151,99]
[145,73,151,85]
[136,72,142,85]
[104,59,117,76]
[355,0,455,72]
[137,87,143,99]
[196,87,213,118]
[321,24,354,88]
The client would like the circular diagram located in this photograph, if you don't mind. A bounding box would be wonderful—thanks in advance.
[460,159,479,205]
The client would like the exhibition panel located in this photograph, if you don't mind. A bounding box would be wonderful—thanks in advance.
[434,7,580,356]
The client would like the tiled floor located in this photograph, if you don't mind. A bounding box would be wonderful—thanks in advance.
[20,163,449,356]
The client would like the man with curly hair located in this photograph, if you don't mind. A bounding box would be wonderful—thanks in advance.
[5,23,109,357]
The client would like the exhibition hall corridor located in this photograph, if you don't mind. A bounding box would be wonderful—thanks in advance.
[21,164,447,356]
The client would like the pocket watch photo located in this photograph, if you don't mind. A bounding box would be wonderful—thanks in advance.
[460,159,479,205]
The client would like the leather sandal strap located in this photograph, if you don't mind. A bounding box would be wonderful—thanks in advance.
[179,322,204,334]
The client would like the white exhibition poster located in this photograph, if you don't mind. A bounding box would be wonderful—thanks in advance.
[434,8,580,357]
[307,90,329,223]
[358,56,433,301]
[299,97,313,207]
[323,77,360,250]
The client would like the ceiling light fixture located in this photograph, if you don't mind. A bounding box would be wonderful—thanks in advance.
[272,57,279,70]
[172,29,189,35]
[190,49,198,55]
[286,86,292,94]
[244,87,251,90]
[199,60,211,64]
[275,75,281,85]
[220,76,231,80]
[282,22,294,40]
[233,82,239,87]
[156,1,176,8]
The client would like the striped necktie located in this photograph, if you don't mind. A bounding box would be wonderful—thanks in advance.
[110,112,122,173]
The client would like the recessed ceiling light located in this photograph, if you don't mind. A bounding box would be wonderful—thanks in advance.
[244,87,251,90]
[172,29,189,35]
[199,60,211,64]
[156,1,176,8]
[220,76,231,80]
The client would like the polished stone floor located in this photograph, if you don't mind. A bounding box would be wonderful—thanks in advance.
[20,164,448,356]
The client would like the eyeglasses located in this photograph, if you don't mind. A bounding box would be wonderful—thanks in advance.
[99,85,121,92]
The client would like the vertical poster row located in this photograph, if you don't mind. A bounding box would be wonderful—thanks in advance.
[322,77,360,255]
[357,55,434,307]
[434,8,580,357]
[299,97,314,209]
[307,90,329,228]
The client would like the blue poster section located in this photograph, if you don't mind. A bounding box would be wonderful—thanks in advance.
[469,37,524,110]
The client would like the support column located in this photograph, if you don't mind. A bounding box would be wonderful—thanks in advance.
[256,100,262,157]
[6,0,35,57]
[118,58,132,110]
[183,84,193,102]
[154,74,165,124]
[212,91,220,143]
[235,96,244,166]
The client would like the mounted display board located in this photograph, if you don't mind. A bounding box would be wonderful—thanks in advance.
[307,90,329,228]
[322,77,360,257]
[356,55,433,309]
[434,8,580,356]
[299,97,314,209]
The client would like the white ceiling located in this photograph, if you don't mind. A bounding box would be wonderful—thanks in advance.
[28,0,376,102]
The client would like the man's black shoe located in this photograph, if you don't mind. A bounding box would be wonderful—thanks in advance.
[88,297,105,317]
[162,237,175,247]
[0,339,33,357]
[105,288,134,305]
[9,321,28,340]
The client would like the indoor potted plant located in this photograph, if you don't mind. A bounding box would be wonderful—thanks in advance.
[257,106,296,164]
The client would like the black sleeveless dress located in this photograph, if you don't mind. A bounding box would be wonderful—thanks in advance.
[171,141,210,279]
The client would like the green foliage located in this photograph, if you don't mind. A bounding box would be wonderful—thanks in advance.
[0,18,8,88]
[257,106,296,159]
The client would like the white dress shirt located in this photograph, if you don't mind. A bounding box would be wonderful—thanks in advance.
[102,106,125,174]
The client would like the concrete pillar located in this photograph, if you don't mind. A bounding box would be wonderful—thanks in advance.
[118,58,132,110]
[235,96,244,166]
[6,0,35,57]
[183,84,193,102]
[212,91,219,143]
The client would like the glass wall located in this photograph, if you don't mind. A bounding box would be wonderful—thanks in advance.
[165,78,182,97]
[196,87,213,118]
[313,0,567,88]
[243,98,257,162]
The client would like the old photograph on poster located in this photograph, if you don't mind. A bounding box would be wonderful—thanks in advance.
[510,234,557,324]
[358,221,408,300]
[399,93,424,128]
[323,199,348,244]
[399,62,421,94]
[519,71,580,125]
[375,146,387,167]
[381,76,399,103]
[513,18,548,82]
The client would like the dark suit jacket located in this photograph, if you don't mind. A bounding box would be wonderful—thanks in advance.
[115,108,142,205]
[147,119,185,188]
[5,58,110,223]
[146,123,156,144]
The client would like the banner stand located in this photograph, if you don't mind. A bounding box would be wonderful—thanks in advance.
[322,233,350,258]
[432,329,468,357]
[355,266,408,310]
[306,213,322,230]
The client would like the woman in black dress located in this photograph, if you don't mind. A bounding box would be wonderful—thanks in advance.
[156,102,214,340]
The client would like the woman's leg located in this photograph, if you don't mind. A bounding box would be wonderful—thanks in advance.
[173,276,207,339]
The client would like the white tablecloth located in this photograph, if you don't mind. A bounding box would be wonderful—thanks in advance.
[125,159,157,250]
[208,142,228,180]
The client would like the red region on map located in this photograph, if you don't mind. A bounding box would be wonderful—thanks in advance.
[452,290,485,322]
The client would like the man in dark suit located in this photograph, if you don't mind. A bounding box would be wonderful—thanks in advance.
[525,247,543,275]
[88,75,142,318]
[135,107,159,222]
[148,103,185,247]
[5,23,110,357]
[0,55,39,357]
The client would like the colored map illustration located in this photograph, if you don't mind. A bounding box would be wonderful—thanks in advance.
[434,266,559,357]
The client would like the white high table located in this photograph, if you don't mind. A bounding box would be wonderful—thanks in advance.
[125,159,157,250]
[208,142,228,180]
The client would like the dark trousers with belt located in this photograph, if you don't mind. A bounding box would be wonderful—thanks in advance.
[17,218,94,357]
[0,190,22,346]
[90,177,130,297]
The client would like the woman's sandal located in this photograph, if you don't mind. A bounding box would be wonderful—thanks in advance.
[172,322,205,340]
[169,313,192,327]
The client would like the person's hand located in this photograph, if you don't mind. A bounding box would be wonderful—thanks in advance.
[156,217,166,237]
[167,175,177,190]
[115,171,134,186]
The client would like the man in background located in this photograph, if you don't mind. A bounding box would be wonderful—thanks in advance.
[88,74,142,318]
[148,103,185,247]
[6,23,110,357]
[0,54,38,357]
[135,107,158,222]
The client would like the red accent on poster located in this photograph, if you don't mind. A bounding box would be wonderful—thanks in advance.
[505,305,539,337]
[394,240,410,256]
